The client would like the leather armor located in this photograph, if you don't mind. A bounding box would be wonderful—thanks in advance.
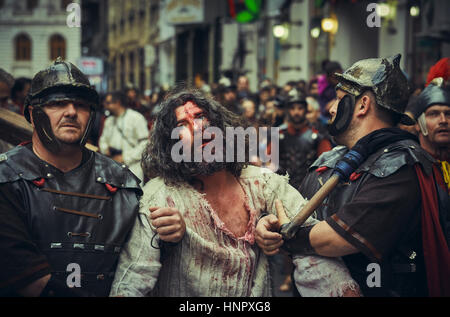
[0,145,142,296]
[278,128,323,190]
[299,139,440,296]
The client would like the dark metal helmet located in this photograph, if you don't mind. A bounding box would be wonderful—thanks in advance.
[285,89,307,108]
[334,54,415,126]
[411,78,450,119]
[24,57,99,152]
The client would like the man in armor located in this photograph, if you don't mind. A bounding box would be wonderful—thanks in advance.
[410,79,450,247]
[277,90,332,190]
[256,54,450,296]
[0,58,183,297]
[411,79,450,194]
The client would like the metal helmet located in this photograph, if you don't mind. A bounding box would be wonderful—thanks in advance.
[410,77,450,136]
[334,54,415,126]
[24,57,99,152]
[411,78,450,119]
[286,89,307,108]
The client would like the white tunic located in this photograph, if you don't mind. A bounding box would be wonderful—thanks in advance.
[110,165,359,297]
[99,109,149,182]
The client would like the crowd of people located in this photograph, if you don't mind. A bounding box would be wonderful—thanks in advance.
[0,55,448,298]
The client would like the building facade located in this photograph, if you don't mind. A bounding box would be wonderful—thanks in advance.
[0,0,81,79]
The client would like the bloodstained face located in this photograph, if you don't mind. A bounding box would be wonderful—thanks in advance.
[174,100,224,177]
[175,101,212,150]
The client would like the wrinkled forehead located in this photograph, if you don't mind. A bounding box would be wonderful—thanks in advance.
[174,101,204,120]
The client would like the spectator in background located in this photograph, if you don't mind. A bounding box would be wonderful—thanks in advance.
[99,91,149,184]
[296,80,307,93]
[308,77,319,99]
[241,97,257,126]
[11,77,31,115]
[237,75,252,100]
[257,86,271,114]
[0,69,16,153]
[0,68,19,114]
[195,73,212,96]
[318,61,342,122]
[219,79,241,115]
[282,81,297,97]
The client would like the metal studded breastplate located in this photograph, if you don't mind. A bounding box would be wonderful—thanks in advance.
[278,129,321,190]
[0,145,142,296]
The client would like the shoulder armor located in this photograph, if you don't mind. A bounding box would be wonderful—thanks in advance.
[93,152,142,195]
[0,146,44,183]
[308,139,435,178]
[357,139,435,177]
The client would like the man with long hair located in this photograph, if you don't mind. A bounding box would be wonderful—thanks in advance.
[110,89,360,297]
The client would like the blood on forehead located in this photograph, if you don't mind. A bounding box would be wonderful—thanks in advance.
[175,101,204,121]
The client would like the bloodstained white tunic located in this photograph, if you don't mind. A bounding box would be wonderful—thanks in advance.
[110,165,359,297]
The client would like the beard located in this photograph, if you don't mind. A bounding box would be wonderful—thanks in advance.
[183,160,226,178]
[332,119,358,147]
[288,113,306,125]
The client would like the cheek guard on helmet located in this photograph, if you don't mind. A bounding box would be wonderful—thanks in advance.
[327,94,356,136]
[30,105,96,153]
[25,57,99,153]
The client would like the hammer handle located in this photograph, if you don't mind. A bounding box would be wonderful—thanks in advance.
[281,174,340,239]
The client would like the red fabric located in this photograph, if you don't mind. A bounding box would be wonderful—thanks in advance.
[414,164,450,296]
[317,139,332,156]
[105,183,117,194]
[228,0,236,18]
[32,178,45,187]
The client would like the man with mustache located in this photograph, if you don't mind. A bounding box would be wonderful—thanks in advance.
[0,58,178,297]
[256,55,450,297]
[410,79,450,196]
[278,90,332,191]
[110,89,360,297]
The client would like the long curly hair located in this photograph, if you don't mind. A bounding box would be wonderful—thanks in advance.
[142,89,249,185]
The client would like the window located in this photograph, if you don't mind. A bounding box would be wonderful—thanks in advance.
[139,48,145,92]
[15,33,32,61]
[120,54,125,89]
[129,51,135,84]
[49,34,66,60]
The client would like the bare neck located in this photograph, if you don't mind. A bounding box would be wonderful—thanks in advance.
[345,118,391,149]
[31,133,83,172]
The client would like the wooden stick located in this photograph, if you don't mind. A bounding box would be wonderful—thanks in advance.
[280,174,340,240]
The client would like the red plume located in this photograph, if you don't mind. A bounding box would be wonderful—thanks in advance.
[426,58,450,86]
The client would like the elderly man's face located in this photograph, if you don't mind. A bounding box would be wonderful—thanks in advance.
[39,101,91,145]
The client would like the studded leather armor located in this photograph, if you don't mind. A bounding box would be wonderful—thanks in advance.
[0,145,142,296]
[278,128,323,190]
